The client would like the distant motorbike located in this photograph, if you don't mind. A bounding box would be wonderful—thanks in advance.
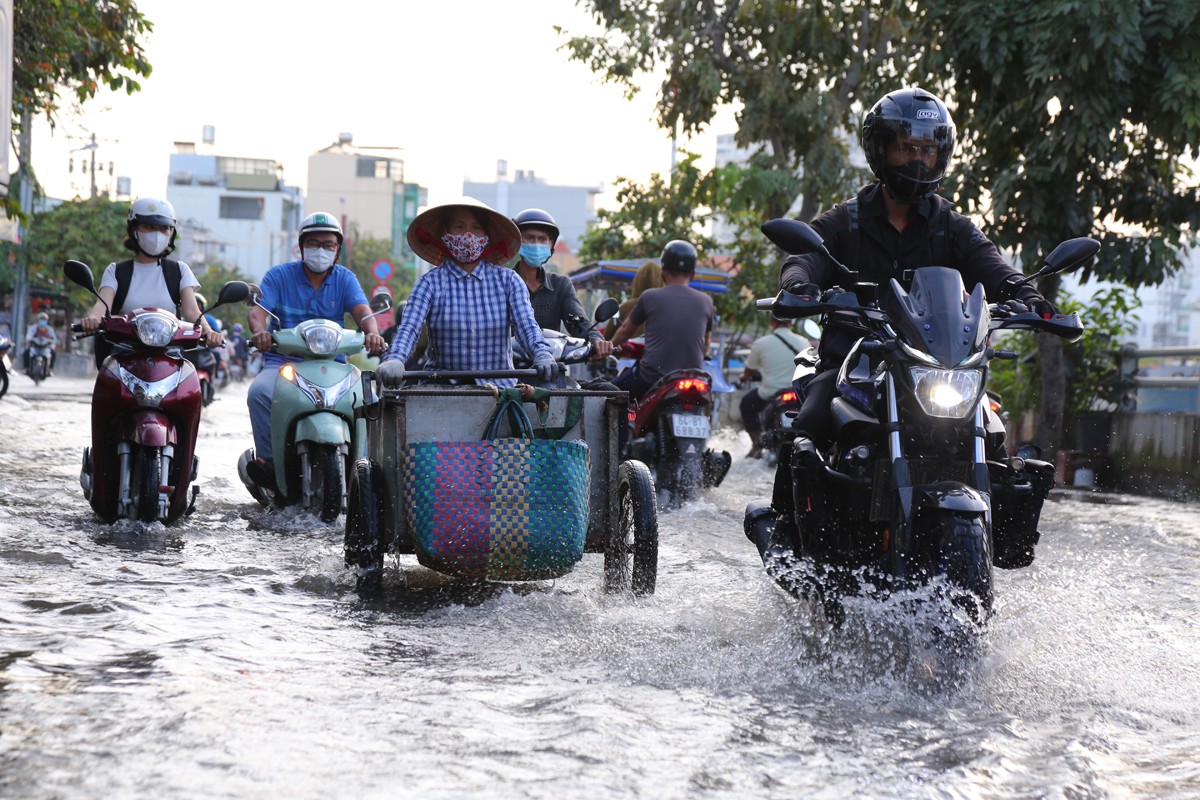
[64,259,249,524]
[744,218,1098,627]
[186,345,220,406]
[0,333,12,398]
[27,335,55,384]
[238,289,391,523]
[619,339,732,509]
[512,298,620,388]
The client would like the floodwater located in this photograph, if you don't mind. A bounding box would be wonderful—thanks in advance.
[2,376,1198,799]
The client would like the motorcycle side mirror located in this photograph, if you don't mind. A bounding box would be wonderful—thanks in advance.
[593,297,620,323]
[761,218,855,280]
[213,281,251,310]
[64,260,98,294]
[371,291,393,311]
[1011,238,1102,288]
[245,283,263,306]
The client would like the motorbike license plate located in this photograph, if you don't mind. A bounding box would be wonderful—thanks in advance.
[671,413,710,439]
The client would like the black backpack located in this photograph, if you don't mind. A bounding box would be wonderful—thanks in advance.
[111,258,184,314]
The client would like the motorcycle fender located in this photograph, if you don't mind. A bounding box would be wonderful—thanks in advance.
[915,482,989,514]
[294,413,352,446]
[115,410,175,448]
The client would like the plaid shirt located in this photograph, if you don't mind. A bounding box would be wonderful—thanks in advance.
[384,260,549,387]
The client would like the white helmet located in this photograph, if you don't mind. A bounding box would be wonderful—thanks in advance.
[128,197,177,228]
[126,197,178,257]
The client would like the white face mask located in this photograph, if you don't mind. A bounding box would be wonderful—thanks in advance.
[137,230,170,257]
[303,247,337,273]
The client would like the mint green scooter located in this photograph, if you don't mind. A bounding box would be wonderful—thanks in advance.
[238,292,389,522]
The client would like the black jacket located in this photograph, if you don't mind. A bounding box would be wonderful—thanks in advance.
[780,183,1029,364]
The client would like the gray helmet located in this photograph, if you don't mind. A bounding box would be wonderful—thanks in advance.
[660,240,697,274]
[512,208,560,246]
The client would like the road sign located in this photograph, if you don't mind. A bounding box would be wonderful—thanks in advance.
[372,259,394,281]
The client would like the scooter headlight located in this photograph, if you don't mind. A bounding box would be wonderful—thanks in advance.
[133,312,177,348]
[302,324,342,355]
[909,367,984,419]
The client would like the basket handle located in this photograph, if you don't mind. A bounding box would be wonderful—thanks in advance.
[482,388,535,440]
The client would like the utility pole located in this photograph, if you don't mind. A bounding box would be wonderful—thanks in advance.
[11,109,33,358]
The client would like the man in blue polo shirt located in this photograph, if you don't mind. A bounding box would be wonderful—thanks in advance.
[243,212,385,489]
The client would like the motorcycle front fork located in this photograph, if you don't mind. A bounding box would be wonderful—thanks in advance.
[115,441,174,521]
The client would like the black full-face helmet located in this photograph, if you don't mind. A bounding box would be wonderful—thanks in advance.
[512,208,560,246]
[861,87,957,204]
[660,240,697,274]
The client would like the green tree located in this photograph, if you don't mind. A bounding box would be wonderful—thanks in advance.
[22,197,127,314]
[196,263,254,333]
[569,0,1200,457]
[577,152,718,263]
[562,1,899,222]
[8,0,153,216]
[916,0,1200,456]
[343,224,414,305]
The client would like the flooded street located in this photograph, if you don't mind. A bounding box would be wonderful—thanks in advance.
[2,376,1199,799]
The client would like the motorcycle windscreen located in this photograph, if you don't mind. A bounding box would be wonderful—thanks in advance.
[883,267,989,367]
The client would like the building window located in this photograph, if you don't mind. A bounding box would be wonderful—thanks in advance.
[220,196,263,220]
[357,157,399,179]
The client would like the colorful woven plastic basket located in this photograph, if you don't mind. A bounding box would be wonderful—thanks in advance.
[401,395,590,580]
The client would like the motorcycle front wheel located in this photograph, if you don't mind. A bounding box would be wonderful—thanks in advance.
[306,443,345,523]
[932,510,994,626]
[132,446,162,523]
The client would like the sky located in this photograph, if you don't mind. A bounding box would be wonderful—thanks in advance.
[29,0,737,212]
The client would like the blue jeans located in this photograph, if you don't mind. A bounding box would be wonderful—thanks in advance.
[247,367,278,460]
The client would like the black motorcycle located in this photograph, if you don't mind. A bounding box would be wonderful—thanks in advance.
[745,218,1098,628]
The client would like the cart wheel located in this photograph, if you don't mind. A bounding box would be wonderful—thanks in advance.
[605,459,658,595]
[345,458,386,595]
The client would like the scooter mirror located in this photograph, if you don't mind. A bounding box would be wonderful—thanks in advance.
[63,260,98,294]
[593,297,620,323]
[371,291,392,310]
[246,283,263,305]
[215,281,251,309]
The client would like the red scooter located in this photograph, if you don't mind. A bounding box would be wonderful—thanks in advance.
[64,260,249,524]
[619,339,731,508]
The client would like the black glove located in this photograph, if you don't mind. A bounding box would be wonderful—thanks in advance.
[784,282,822,299]
[1014,286,1057,318]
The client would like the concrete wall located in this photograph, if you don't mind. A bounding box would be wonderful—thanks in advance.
[1109,412,1200,500]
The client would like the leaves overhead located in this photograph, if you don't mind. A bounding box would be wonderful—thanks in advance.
[12,0,154,131]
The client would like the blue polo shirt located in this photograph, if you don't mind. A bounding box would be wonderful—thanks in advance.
[258,261,368,366]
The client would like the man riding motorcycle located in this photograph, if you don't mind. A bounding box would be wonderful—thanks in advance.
[24,312,58,376]
[739,318,806,459]
[758,86,1057,560]
[243,212,386,493]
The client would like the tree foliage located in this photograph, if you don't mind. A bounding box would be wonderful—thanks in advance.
[563,1,899,221]
[568,0,1200,454]
[344,224,414,305]
[12,0,153,130]
[22,197,128,314]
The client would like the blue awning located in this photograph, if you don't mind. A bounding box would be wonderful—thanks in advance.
[569,259,730,294]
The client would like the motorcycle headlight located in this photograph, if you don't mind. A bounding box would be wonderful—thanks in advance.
[302,324,342,355]
[909,366,984,419]
[133,312,177,348]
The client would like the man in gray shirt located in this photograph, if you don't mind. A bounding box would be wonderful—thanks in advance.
[609,240,714,402]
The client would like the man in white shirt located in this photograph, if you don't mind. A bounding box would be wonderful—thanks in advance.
[739,319,806,458]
